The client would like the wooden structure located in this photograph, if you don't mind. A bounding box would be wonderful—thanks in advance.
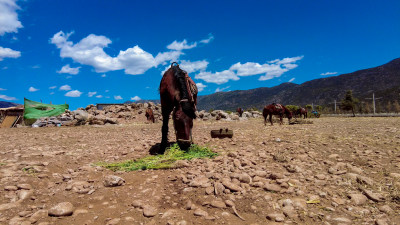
[0,106,24,128]
[211,128,233,138]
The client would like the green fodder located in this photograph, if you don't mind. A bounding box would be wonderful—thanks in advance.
[96,144,217,171]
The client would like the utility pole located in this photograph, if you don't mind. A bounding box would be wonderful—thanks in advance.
[366,93,382,114]
[334,100,336,113]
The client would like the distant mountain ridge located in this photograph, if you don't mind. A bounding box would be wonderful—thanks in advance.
[0,101,19,108]
[126,58,400,111]
[196,58,400,111]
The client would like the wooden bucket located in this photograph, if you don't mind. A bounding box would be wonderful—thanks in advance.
[211,128,233,138]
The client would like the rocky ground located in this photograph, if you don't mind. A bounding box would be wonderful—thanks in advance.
[0,116,399,225]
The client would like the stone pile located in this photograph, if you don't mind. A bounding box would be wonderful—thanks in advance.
[31,102,261,127]
[197,110,261,121]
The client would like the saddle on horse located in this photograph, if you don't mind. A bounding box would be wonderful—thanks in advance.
[274,103,283,110]
[171,62,197,118]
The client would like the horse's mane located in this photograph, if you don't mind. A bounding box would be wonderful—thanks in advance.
[159,64,186,93]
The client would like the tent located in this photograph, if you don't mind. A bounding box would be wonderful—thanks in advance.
[24,98,69,124]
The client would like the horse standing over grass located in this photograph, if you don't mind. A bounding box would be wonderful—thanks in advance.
[295,107,307,119]
[159,62,197,153]
[236,107,244,117]
[263,104,293,126]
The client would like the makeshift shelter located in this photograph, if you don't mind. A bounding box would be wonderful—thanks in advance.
[24,98,69,125]
[0,105,24,128]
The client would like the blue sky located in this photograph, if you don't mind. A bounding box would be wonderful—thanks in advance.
[0,0,399,109]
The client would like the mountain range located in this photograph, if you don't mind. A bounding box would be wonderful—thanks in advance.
[195,58,400,111]
[0,101,19,108]
[131,58,399,111]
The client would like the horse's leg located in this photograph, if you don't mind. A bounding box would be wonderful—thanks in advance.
[160,107,172,153]
[264,115,267,126]
[269,113,273,126]
[280,115,283,125]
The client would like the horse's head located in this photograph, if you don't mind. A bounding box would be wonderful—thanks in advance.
[173,106,193,150]
[284,107,293,120]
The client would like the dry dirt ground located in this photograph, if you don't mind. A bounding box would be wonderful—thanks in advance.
[0,117,399,225]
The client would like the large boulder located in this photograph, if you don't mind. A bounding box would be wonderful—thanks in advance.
[73,110,89,122]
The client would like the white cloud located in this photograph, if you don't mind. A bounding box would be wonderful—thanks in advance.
[0,87,6,91]
[0,94,16,101]
[268,56,304,64]
[199,34,214,44]
[105,90,109,93]
[230,62,288,77]
[101,74,106,77]
[288,78,295,82]
[195,56,303,84]
[0,0,23,36]
[154,50,183,66]
[57,64,80,75]
[95,95,103,98]
[114,95,123,100]
[88,91,96,97]
[196,70,239,84]
[196,83,207,92]
[160,59,209,75]
[321,72,337,76]
[179,60,209,73]
[49,86,57,89]
[131,96,141,101]
[50,32,213,75]
[50,92,55,95]
[59,85,71,91]
[32,65,40,69]
[0,46,20,61]
[50,32,154,75]
[28,87,39,92]
[215,86,230,93]
[167,39,197,51]
[65,90,82,97]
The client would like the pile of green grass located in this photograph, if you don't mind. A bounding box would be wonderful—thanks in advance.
[97,144,217,171]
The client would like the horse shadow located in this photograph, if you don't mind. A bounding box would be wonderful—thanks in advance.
[149,142,176,155]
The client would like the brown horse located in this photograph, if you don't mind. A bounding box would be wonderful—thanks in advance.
[263,104,293,125]
[295,107,307,119]
[145,108,155,123]
[159,62,197,152]
[236,107,244,117]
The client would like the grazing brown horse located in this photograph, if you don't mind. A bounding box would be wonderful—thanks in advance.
[295,107,307,119]
[159,62,197,152]
[145,108,155,123]
[263,104,293,126]
[236,107,244,117]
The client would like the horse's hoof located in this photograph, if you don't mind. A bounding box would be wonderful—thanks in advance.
[177,139,192,150]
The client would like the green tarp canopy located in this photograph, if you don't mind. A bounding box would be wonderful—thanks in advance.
[24,98,69,120]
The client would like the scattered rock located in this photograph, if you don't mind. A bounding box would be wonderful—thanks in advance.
[360,188,385,202]
[348,193,367,205]
[266,213,285,222]
[264,183,282,192]
[103,175,125,187]
[143,206,157,217]
[48,202,74,217]
[222,179,243,192]
[193,208,208,217]
[211,200,226,208]
[4,185,18,191]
